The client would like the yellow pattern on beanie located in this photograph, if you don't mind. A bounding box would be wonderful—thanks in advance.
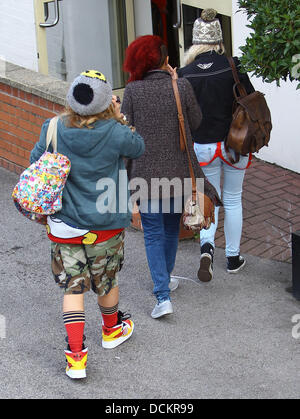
[81,70,107,82]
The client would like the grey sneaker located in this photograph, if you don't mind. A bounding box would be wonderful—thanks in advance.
[151,300,173,319]
[169,276,179,292]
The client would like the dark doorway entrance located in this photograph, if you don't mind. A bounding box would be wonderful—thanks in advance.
[151,0,180,68]
[151,1,233,69]
[182,4,232,56]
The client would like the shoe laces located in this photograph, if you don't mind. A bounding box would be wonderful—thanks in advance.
[117,310,131,323]
[157,298,170,306]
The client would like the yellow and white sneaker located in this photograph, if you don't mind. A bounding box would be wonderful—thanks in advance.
[102,311,134,349]
[64,347,88,379]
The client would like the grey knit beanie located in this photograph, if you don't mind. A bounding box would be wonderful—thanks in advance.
[67,70,113,116]
[192,9,223,45]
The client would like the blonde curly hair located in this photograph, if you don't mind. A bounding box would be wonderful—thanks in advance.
[62,104,127,129]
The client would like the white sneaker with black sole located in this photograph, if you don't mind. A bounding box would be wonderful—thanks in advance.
[227,255,246,273]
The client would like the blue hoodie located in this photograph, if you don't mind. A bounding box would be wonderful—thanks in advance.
[30,117,145,230]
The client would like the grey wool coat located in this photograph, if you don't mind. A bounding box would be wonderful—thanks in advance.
[121,70,221,205]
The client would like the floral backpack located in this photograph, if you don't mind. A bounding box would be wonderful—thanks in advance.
[12,116,71,225]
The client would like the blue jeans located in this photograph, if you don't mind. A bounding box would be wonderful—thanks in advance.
[139,199,182,303]
[194,142,249,257]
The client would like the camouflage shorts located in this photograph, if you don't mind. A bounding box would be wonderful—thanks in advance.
[50,232,124,296]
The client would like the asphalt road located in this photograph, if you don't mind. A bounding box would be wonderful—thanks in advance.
[1,167,300,399]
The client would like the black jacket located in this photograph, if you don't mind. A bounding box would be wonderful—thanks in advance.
[177,51,255,144]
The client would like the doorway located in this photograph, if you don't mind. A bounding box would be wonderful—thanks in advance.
[151,0,180,68]
[182,5,232,55]
[151,0,232,68]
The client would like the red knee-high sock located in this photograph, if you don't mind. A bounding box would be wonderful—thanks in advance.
[99,303,119,328]
[63,311,85,353]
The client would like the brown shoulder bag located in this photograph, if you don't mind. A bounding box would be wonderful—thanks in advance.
[171,79,215,231]
[225,57,272,163]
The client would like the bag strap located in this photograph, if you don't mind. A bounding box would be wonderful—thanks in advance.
[171,80,185,153]
[227,57,247,99]
[171,79,197,201]
[224,141,241,165]
[225,57,246,164]
[46,116,59,152]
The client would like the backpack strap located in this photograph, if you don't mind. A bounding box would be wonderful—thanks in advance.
[46,116,59,152]
[225,57,247,163]
[227,57,247,99]
[224,140,240,165]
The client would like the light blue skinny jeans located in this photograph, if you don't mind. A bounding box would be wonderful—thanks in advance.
[194,142,249,257]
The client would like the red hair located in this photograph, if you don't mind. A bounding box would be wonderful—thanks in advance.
[123,35,168,82]
[151,0,167,11]
[151,0,168,44]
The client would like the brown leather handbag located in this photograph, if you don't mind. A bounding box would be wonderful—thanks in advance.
[172,79,214,231]
[225,57,272,162]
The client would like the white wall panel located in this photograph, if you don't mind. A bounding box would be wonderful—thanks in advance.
[0,0,38,71]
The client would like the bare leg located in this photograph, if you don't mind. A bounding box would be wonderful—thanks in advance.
[63,294,84,312]
[97,286,119,308]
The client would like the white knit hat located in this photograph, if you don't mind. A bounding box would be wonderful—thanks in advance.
[67,70,113,116]
[192,9,223,45]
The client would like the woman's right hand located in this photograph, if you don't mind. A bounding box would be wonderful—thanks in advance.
[112,95,129,125]
[112,95,122,118]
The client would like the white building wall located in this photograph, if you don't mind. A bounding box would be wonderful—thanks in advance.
[232,1,300,174]
[0,0,38,72]
[134,0,153,37]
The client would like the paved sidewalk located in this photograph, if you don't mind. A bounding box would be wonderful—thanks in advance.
[1,165,300,399]
[215,157,300,263]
